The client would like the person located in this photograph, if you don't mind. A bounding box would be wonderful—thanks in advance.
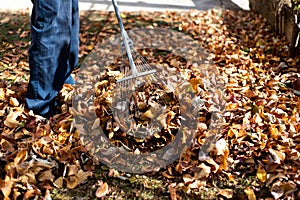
[26,0,79,118]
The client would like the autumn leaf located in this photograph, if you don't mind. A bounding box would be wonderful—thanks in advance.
[256,164,267,183]
[218,188,233,199]
[38,170,55,182]
[66,175,79,189]
[95,182,109,198]
[168,183,177,200]
[4,110,22,129]
[0,176,14,200]
[14,149,28,165]
[244,187,256,200]
[194,163,211,179]
[269,148,285,164]
[1,7,300,200]
[53,177,64,188]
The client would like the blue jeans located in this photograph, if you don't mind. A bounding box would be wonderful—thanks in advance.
[26,0,79,117]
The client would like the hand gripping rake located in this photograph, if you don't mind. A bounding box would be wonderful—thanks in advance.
[112,0,157,83]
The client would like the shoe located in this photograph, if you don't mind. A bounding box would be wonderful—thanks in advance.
[36,99,58,119]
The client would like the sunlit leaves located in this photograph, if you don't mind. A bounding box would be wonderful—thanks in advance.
[0,7,300,199]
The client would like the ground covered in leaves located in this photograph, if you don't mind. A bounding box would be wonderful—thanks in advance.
[1,8,300,200]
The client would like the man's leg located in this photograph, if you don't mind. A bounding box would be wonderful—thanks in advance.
[65,0,79,85]
[26,0,78,117]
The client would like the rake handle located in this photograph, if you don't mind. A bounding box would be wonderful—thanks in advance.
[112,0,138,77]
[112,0,125,31]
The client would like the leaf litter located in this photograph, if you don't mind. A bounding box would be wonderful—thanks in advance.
[0,8,300,200]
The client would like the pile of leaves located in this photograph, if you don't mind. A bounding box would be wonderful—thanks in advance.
[0,8,300,199]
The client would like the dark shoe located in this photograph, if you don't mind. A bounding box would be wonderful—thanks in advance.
[25,99,58,119]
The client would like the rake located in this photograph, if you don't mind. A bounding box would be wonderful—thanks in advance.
[111,0,178,137]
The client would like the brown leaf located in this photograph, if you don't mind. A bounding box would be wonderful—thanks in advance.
[0,176,13,200]
[0,88,5,100]
[0,139,15,152]
[271,180,297,199]
[266,173,288,186]
[95,182,109,198]
[14,149,28,165]
[168,183,177,200]
[244,187,256,200]
[77,170,93,185]
[4,110,22,129]
[183,174,194,184]
[218,188,233,198]
[53,177,64,188]
[0,17,10,24]
[269,148,285,164]
[9,97,19,107]
[189,77,203,93]
[66,175,79,189]
[269,126,279,140]
[194,163,211,179]
[24,189,40,199]
[205,158,219,173]
[68,165,79,176]
[38,170,55,182]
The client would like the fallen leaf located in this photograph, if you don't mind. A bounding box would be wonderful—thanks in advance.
[256,164,267,182]
[53,177,64,188]
[168,183,177,200]
[95,182,109,198]
[9,97,19,107]
[38,170,55,182]
[77,170,93,185]
[271,180,297,199]
[4,110,22,128]
[14,149,28,165]
[194,163,211,179]
[66,175,79,189]
[244,187,256,200]
[218,188,233,198]
[215,138,227,156]
[0,176,13,200]
[269,148,285,164]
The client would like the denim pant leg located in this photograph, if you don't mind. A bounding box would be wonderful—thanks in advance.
[26,0,79,116]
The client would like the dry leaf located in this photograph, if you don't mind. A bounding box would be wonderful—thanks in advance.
[66,175,79,189]
[0,176,13,200]
[269,126,279,140]
[266,173,288,186]
[271,180,297,199]
[14,150,28,165]
[4,110,22,128]
[1,8,300,199]
[168,183,177,200]
[77,170,93,185]
[53,177,64,188]
[68,165,79,176]
[95,182,109,198]
[218,188,233,198]
[256,164,267,182]
[244,187,256,200]
[215,138,227,156]
[38,170,55,182]
[194,163,211,179]
[183,174,194,184]
[9,97,19,107]
[269,148,285,164]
